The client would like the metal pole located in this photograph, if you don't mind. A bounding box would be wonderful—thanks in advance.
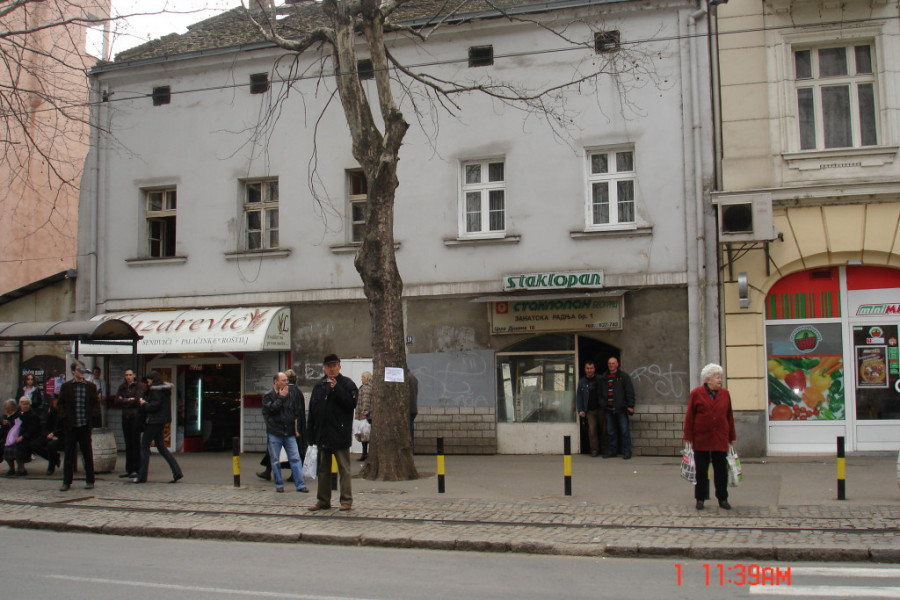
[232,436,240,488]
[564,435,572,496]
[331,453,338,491]
[837,436,845,500]
[437,437,445,493]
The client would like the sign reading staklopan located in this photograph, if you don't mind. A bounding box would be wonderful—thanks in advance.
[503,270,604,291]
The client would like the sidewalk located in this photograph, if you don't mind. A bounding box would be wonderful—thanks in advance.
[0,452,897,561]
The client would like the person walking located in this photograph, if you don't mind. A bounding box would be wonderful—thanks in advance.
[262,372,308,493]
[57,364,101,491]
[114,369,144,479]
[601,357,636,459]
[683,363,736,510]
[132,371,183,484]
[307,354,357,511]
[576,360,604,457]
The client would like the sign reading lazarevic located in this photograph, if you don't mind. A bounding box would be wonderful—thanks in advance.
[503,270,604,291]
[491,297,623,334]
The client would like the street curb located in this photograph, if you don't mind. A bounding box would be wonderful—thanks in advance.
[4,516,895,562]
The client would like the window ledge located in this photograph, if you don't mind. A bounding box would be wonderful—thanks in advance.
[330,242,401,255]
[782,146,898,171]
[224,248,292,261]
[125,256,188,266]
[443,235,520,247]
[570,226,651,240]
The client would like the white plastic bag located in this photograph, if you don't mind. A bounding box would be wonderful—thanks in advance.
[727,445,742,487]
[353,419,371,442]
[681,443,696,485]
[302,444,318,481]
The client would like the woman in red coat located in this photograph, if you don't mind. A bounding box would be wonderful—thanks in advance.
[683,363,736,510]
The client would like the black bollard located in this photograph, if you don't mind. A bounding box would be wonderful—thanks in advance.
[232,436,240,488]
[331,453,338,491]
[437,437,445,493]
[837,436,845,500]
[564,435,572,496]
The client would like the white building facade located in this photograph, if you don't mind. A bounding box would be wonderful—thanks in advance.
[77,0,718,455]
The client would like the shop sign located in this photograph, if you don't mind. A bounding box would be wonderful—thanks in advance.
[503,270,603,291]
[856,303,900,316]
[491,297,622,334]
[80,307,291,354]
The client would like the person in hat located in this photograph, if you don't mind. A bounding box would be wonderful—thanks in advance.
[307,354,358,511]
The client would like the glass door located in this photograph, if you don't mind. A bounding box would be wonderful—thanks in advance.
[851,324,900,450]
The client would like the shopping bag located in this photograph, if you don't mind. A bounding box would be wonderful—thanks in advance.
[727,445,742,487]
[302,444,318,481]
[353,419,371,442]
[681,443,696,485]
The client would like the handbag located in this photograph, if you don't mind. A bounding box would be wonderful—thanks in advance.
[681,442,696,485]
[727,445,743,487]
[302,444,318,481]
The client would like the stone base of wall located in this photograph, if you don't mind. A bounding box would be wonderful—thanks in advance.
[414,406,497,455]
[244,407,266,453]
[629,404,686,457]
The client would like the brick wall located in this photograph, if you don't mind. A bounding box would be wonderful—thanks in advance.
[244,407,266,452]
[629,404,686,457]
[414,406,497,455]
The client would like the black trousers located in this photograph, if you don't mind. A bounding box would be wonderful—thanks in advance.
[122,417,143,475]
[137,423,182,482]
[63,426,94,485]
[694,449,728,502]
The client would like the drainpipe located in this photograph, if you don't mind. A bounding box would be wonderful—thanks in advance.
[85,77,103,319]
[688,5,709,380]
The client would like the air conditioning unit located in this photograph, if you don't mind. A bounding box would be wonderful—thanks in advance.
[713,193,777,242]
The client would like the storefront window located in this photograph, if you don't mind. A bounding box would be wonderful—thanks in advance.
[766,323,845,421]
[853,324,900,420]
[497,335,576,423]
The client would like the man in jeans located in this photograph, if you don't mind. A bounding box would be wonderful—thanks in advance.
[576,361,605,457]
[57,364,101,491]
[602,357,636,459]
[262,372,307,493]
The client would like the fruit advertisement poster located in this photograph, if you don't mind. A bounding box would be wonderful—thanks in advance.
[766,323,845,421]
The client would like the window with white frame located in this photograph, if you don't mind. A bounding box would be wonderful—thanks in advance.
[461,159,505,237]
[348,170,368,243]
[794,43,878,151]
[145,188,177,257]
[244,179,279,250]
[586,148,635,228]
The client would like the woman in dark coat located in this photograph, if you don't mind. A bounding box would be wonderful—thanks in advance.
[132,371,183,484]
[683,363,736,511]
[17,373,46,417]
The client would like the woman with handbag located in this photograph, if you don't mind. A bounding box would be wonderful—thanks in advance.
[683,363,736,511]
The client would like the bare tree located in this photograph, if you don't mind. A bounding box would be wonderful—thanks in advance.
[242,0,658,480]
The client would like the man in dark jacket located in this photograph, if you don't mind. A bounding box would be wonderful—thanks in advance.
[307,354,358,511]
[601,357,636,459]
[262,372,308,493]
[57,363,101,491]
[115,369,144,479]
[134,371,183,484]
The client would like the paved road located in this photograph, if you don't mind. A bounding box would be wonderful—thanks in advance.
[0,452,897,562]
[6,529,900,600]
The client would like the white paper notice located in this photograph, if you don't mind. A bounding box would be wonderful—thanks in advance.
[384,367,405,382]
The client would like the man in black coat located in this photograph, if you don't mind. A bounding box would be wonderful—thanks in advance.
[307,354,357,511]
[114,369,144,479]
[57,363,101,491]
[601,357,636,459]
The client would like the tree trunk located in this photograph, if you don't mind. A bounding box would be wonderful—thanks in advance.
[354,164,418,481]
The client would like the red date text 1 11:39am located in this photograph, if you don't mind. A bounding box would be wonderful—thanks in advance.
[674,564,791,586]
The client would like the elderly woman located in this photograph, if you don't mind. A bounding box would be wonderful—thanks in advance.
[2,399,21,476]
[683,363,736,510]
[356,371,373,461]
